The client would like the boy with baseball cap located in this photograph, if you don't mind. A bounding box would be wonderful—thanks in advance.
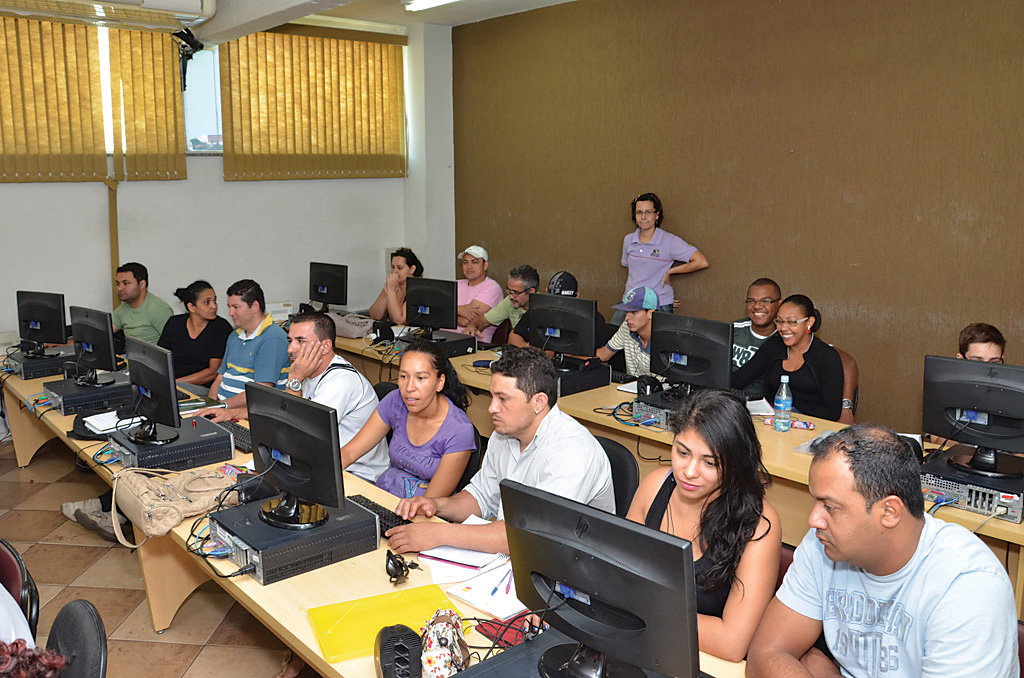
[596,286,658,377]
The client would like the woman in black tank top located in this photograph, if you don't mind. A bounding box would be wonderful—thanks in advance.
[625,389,782,662]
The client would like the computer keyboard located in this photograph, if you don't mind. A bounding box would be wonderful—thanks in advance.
[348,494,411,533]
[216,420,252,454]
[610,370,635,384]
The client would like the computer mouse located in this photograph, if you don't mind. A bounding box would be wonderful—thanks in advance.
[203,413,216,420]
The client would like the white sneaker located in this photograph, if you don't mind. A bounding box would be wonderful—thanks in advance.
[60,497,102,522]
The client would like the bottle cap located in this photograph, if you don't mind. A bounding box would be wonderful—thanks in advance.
[780,375,790,383]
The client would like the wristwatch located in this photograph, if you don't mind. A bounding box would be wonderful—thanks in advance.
[841,398,853,410]
[286,378,303,392]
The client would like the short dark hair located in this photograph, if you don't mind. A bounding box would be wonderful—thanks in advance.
[226,279,266,314]
[508,265,540,292]
[490,346,557,407]
[959,322,1005,356]
[747,278,781,298]
[116,262,149,286]
[392,248,424,278]
[631,192,664,227]
[781,293,822,333]
[173,280,214,308]
[290,312,336,342]
[810,423,925,519]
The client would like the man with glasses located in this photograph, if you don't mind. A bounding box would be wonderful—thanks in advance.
[957,323,1006,363]
[733,278,782,396]
[466,264,540,339]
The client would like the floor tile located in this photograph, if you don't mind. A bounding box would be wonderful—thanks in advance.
[207,602,286,650]
[0,458,18,477]
[0,509,67,542]
[0,441,15,459]
[21,543,109,585]
[110,588,234,645]
[0,480,48,509]
[36,584,64,610]
[182,644,289,678]
[71,546,144,589]
[39,519,116,547]
[37,586,147,637]
[0,449,74,483]
[14,480,107,510]
[106,640,201,678]
[6,541,32,554]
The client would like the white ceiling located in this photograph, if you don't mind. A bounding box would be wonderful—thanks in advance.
[317,0,577,27]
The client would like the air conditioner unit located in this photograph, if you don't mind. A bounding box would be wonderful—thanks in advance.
[0,0,216,33]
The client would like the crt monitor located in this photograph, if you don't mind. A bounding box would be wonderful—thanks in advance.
[16,290,67,358]
[649,312,733,389]
[70,306,118,387]
[501,480,699,678]
[525,293,598,358]
[246,382,345,530]
[309,262,348,312]
[405,278,458,335]
[922,354,1024,478]
[124,337,181,445]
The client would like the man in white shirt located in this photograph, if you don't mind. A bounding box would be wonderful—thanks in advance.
[386,346,614,554]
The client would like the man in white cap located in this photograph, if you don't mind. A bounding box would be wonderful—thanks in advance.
[455,245,503,342]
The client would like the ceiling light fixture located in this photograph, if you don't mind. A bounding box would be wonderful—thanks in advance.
[402,0,461,11]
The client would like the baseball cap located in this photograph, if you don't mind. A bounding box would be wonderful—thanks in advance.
[612,286,658,312]
[547,271,579,297]
[458,245,488,261]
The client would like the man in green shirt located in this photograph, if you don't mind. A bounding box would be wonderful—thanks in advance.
[465,264,539,339]
[111,262,173,345]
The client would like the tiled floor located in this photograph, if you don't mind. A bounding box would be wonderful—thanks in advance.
[0,436,320,678]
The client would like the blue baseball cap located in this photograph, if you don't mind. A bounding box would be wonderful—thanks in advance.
[612,286,658,312]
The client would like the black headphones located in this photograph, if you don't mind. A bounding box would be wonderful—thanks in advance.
[385,550,419,584]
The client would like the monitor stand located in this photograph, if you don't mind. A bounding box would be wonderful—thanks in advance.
[259,494,329,530]
[539,643,643,678]
[20,341,61,359]
[126,419,180,446]
[74,368,114,388]
[948,445,1024,479]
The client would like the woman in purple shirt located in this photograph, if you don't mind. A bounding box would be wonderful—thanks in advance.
[341,341,475,499]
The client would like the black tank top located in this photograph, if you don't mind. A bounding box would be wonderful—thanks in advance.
[644,472,729,618]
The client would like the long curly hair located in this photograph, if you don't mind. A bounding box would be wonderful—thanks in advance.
[0,640,66,677]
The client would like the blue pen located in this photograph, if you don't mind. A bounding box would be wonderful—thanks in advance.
[491,569,513,596]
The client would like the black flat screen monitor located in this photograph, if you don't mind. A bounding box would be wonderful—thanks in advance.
[70,306,118,387]
[124,337,181,445]
[309,262,348,312]
[501,480,699,678]
[525,293,598,358]
[649,312,732,389]
[405,278,457,335]
[16,290,67,358]
[922,354,1024,478]
[246,382,344,530]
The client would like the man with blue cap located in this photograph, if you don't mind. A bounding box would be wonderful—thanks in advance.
[597,286,658,377]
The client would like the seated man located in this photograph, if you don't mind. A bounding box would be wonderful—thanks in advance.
[596,286,657,377]
[733,278,781,396]
[455,245,503,342]
[746,424,1018,678]
[957,322,1005,363]
[385,346,614,554]
[508,271,608,350]
[465,264,539,339]
[112,261,173,345]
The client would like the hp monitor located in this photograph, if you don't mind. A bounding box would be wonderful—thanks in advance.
[124,337,181,445]
[649,312,733,389]
[309,262,348,312]
[16,291,67,358]
[405,278,458,336]
[70,306,118,387]
[525,294,598,358]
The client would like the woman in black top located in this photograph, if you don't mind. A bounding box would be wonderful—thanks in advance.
[731,294,844,421]
[626,390,780,662]
[157,280,232,387]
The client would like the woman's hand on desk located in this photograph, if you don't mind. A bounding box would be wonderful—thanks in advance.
[386,522,447,554]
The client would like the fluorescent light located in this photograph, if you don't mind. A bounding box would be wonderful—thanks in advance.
[403,0,461,11]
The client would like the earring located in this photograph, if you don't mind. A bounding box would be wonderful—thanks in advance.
[807,327,812,333]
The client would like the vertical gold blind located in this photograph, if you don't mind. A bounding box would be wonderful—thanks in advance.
[220,31,407,181]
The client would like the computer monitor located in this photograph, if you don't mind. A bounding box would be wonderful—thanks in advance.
[16,290,67,358]
[501,480,699,678]
[246,382,345,530]
[405,278,457,336]
[649,312,733,389]
[525,293,598,358]
[308,262,348,312]
[922,354,1024,478]
[69,306,118,387]
[124,337,181,445]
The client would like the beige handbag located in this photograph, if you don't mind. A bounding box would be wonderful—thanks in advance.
[110,467,238,548]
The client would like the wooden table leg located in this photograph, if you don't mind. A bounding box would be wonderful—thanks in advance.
[3,386,56,467]
[135,526,210,632]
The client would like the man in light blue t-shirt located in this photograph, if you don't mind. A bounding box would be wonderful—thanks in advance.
[747,424,1018,678]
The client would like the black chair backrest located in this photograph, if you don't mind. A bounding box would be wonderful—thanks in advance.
[47,599,107,678]
[0,537,38,638]
[456,427,487,493]
[374,382,400,444]
[491,319,511,345]
[594,436,639,517]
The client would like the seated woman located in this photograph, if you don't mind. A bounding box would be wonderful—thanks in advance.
[626,389,780,662]
[342,341,474,499]
[158,280,233,389]
[731,294,844,421]
[368,247,424,325]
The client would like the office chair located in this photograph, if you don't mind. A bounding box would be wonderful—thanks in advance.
[374,382,400,444]
[594,436,639,517]
[456,427,488,493]
[46,599,107,678]
[0,537,39,639]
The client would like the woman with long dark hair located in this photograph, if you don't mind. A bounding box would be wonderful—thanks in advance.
[368,247,424,325]
[626,389,780,661]
[342,341,474,499]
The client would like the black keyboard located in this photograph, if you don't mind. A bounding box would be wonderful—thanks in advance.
[216,420,252,453]
[348,494,411,532]
[610,370,635,384]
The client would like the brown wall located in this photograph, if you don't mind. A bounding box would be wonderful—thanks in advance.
[452,0,1024,431]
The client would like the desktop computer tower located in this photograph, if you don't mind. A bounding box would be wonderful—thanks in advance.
[7,346,76,380]
[396,329,476,359]
[43,373,133,416]
[555,364,611,397]
[920,447,1024,524]
[107,416,234,471]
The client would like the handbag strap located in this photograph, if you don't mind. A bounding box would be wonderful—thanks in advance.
[110,471,147,549]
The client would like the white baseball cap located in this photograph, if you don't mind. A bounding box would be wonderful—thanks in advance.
[458,245,489,261]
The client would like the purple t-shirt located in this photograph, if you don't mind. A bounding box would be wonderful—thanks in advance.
[375,389,476,498]
[621,227,698,306]
[456,277,503,342]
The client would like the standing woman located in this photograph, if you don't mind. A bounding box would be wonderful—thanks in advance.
[626,389,781,662]
[731,294,844,421]
[342,341,474,499]
[368,247,424,325]
[158,280,233,388]
[613,192,709,325]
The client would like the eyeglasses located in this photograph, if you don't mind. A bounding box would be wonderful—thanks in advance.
[507,287,531,297]
[745,297,780,307]
[634,209,657,217]
[968,356,1005,364]
[774,317,809,328]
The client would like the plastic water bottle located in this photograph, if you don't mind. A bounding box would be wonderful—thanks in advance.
[773,376,793,433]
